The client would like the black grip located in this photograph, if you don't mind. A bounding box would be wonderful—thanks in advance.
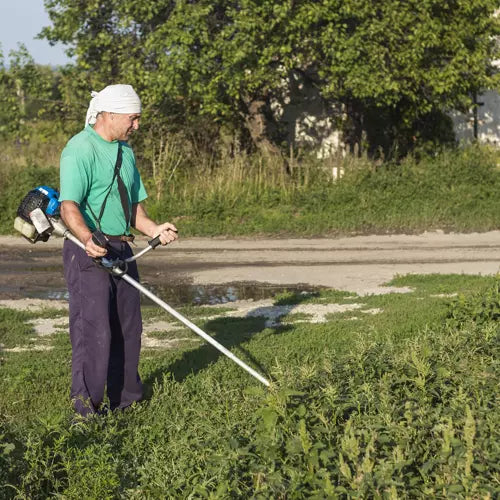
[92,230,109,248]
[148,235,162,249]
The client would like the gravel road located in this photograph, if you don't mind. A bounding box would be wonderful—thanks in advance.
[0,231,499,298]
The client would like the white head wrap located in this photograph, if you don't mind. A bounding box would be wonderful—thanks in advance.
[85,84,142,126]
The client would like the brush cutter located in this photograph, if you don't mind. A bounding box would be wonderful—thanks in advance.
[14,186,270,387]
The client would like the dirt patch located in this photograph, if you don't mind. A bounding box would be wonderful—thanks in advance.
[2,345,53,353]
[1,231,499,300]
[28,317,68,336]
[0,297,377,352]
[217,299,366,328]
[1,231,499,353]
[0,298,68,311]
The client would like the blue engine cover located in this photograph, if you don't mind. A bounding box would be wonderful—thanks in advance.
[36,186,60,215]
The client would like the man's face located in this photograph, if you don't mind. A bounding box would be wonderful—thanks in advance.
[110,113,141,140]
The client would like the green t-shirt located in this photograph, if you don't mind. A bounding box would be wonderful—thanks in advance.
[59,125,147,235]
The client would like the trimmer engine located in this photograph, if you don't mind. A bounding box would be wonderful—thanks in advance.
[14,186,61,243]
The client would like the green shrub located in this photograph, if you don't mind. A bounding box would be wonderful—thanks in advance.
[1,276,498,498]
[447,277,500,327]
[233,322,498,498]
[146,144,500,236]
[0,143,499,236]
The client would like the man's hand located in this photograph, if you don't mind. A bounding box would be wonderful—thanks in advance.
[131,203,179,246]
[85,236,108,258]
[153,222,178,245]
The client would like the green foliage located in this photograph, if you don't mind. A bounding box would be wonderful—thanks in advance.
[0,308,36,348]
[447,277,500,327]
[1,1,498,152]
[313,0,500,107]
[0,50,23,137]
[0,46,66,139]
[273,289,354,306]
[0,123,67,177]
[0,422,25,497]
[143,144,500,236]
[1,144,499,236]
[0,275,498,497]
[388,273,499,296]
[0,43,86,145]
[242,323,498,497]
[40,0,500,152]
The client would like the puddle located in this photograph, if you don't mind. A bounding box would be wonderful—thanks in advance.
[20,282,323,307]
[144,282,322,306]
[38,290,70,300]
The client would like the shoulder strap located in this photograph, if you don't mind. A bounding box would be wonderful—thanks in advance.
[114,145,131,226]
[88,143,130,231]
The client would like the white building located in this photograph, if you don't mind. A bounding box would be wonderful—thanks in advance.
[452,54,500,146]
[452,90,500,146]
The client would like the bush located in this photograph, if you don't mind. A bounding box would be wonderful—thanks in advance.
[447,277,500,327]
[146,144,500,236]
[0,142,499,237]
[1,276,498,497]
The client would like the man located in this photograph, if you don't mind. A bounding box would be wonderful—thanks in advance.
[59,84,178,417]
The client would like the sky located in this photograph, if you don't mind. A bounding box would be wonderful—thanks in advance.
[0,0,72,66]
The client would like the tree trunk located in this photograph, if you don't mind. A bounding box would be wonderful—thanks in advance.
[15,79,25,116]
[243,95,282,156]
[343,99,364,156]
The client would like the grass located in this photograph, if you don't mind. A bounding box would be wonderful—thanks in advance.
[143,144,500,236]
[0,274,498,498]
[1,140,499,236]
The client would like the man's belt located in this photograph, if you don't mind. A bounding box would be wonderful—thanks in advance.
[104,234,135,242]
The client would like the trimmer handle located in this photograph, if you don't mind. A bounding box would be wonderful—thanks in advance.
[92,230,109,248]
[148,235,162,249]
[124,234,170,263]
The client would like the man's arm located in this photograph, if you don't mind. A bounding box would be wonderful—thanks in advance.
[60,200,107,258]
[132,203,178,245]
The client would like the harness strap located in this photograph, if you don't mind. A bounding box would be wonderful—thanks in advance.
[88,143,130,232]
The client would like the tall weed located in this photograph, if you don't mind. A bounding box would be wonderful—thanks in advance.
[144,144,500,235]
[447,276,500,327]
[0,131,499,236]
[0,276,498,497]
[0,123,66,174]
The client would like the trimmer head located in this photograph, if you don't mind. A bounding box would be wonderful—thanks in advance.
[14,186,61,243]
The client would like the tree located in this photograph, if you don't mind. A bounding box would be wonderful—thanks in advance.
[41,0,500,155]
[0,44,72,139]
[0,47,22,137]
[304,0,500,153]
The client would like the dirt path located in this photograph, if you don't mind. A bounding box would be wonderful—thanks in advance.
[0,231,499,299]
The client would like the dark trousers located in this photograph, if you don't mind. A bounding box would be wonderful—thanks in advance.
[63,239,143,416]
